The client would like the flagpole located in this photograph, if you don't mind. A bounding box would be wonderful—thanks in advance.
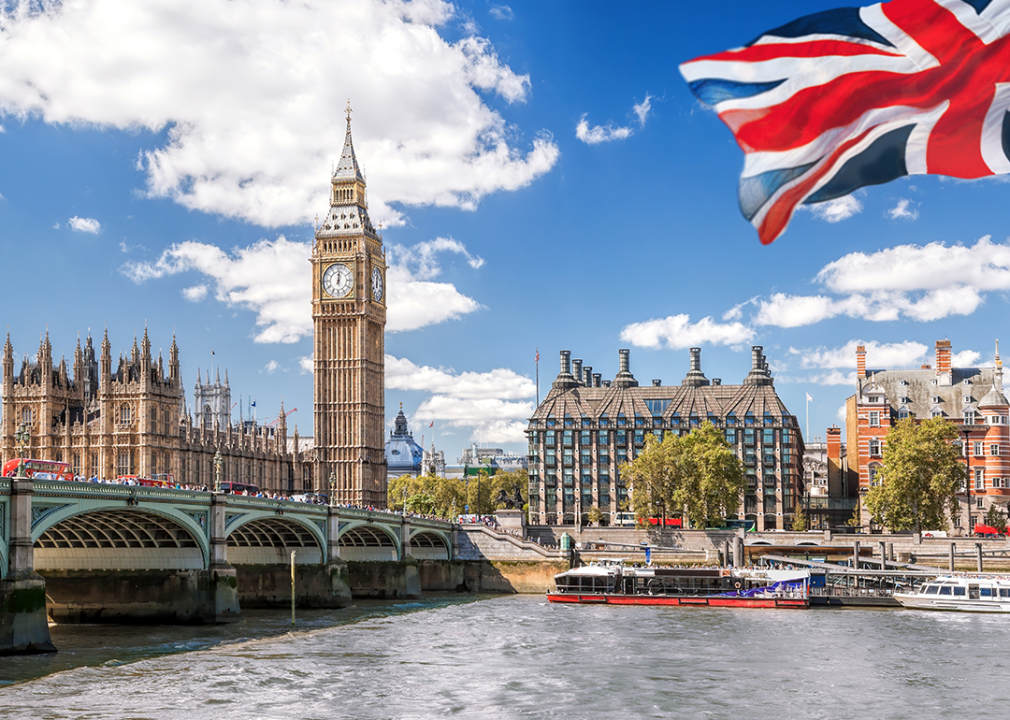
[805,393,810,443]
[535,348,540,408]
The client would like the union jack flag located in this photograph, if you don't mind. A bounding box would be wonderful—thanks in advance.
[680,0,1010,245]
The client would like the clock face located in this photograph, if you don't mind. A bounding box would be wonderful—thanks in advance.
[371,267,384,302]
[322,263,353,298]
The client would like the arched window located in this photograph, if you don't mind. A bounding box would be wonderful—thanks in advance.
[119,404,132,426]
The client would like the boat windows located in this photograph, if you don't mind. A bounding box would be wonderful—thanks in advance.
[980,587,993,598]
[938,586,953,596]
[923,585,939,595]
[1001,588,1010,598]
[953,586,967,597]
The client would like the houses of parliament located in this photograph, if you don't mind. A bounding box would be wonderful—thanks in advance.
[0,110,388,506]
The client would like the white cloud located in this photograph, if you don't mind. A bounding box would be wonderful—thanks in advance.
[181,285,208,302]
[52,222,60,230]
[799,340,928,370]
[836,404,847,422]
[489,4,513,20]
[68,216,101,234]
[387,354,533,444]
[633,95,652,126]
[620,314,754,350]
[807,370,857,386]
[802,195,863,223]
[887,198,919,220]
[122,235,485,342]
[263,360,280,374]
[575,115,632,145]
[952,349,981,367]
[386,355,534,399]
[0,0,558,228]
[299,356,313,374]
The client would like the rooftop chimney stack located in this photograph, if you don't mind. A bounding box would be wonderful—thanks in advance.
[573,359,583,385]
[856,346,866,380]
[553,350,579,390]
[593,373,602,388]
[583,366,592,386]
[743,346,773,386]
[935,340,952,384]
[682,346,711,387]
[613,348,639,388]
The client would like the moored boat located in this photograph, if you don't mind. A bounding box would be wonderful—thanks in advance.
[894,575,1010,612]
[546,561,809,608]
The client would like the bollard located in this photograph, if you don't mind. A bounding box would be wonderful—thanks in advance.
[977,543,984,573]
[888,542,894,562]
[950,543,956,572]
[879,541,887,570]
[724,540,732,567]
[853,541,861,569]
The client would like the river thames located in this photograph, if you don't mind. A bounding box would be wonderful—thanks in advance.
[1,594,1007,719]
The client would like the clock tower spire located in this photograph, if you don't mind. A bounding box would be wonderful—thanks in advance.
[311,102,387,506]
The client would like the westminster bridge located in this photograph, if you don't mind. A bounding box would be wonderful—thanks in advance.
[0,478,456,654]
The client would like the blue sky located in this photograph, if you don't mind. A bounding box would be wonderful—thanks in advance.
[1,0,1007,459]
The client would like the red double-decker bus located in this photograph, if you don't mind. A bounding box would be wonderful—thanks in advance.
[2,458,73,481]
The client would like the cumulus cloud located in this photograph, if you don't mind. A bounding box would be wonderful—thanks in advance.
[181,285,208,302]
[68,216,101,233]
[0,0,558,227]
[799,341,929,370]
[620,314,754,350]
[887,198,919,220]
[387,354,534,444]
[263,360,280,374]
[299,356,313,374]
[952,349,981,367]
[122,235,484,342]
[489,4,513,20]
[752,236,1010,329]
[575,115,632,145]
[801,195,863,223]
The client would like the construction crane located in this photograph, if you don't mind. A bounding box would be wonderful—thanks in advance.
[266,408,297,427]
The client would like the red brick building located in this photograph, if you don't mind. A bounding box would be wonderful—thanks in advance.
[846,340,1010,533]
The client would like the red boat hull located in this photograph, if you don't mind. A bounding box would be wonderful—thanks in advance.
[546,593,808,608]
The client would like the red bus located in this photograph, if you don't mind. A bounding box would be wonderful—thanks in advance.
[648,517,683,527]
[2,458,73,481]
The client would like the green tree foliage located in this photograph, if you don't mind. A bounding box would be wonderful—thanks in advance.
[622,422,746,528]
[587,506,604,526]
[847,503,862,528]
[863,417,966,533]
[986,503,1008,534]
[386,468,529,518]
[791,506,808,532]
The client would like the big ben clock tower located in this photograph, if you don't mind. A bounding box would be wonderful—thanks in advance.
[311,104,387,507]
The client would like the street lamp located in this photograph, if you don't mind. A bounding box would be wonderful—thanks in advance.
[213,450,223,492]
[328,471,337,507]
[14,422,30,478]
[962,426,972,538]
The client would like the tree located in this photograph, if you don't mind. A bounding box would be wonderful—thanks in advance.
[387,473,465,519]
[863,417,966,534]
[622,422,746,529]
[675,423,747,528]
[986,503,1008,534]
[847,503,862,529]
[587,506,604,526]
[791,506,808,532]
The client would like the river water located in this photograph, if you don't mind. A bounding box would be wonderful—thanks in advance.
[1,595,1007,719]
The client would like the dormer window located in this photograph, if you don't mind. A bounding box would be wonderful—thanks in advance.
[931,379,938,386]
[932,396,942,404]
[963,379,971,385]
[964,395,972,403]
[869,396,880,403]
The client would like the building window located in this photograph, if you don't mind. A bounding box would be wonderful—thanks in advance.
[597,431,608,446]
[21,408,33,424]
[726,414,736,426]
[744,429,755,446]
[580,431,591,446]
[563,430,573,447]
[975,468,984,490]
[869,439,881,457]
[977,496,985,509]
[974,442,983,456]
[725,429,737,443]
[964,411,975,424]
[545,433,555,448]
[120,404,132,426]
[869,465,881,486]
[869,411,880,427]
[991,444,1001,457]
[763,429,775,445]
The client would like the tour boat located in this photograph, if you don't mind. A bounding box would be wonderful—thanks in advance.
[894,575,1010,612]
[546,562,809,608]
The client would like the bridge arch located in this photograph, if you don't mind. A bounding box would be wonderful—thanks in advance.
[339,524,400,561]
[409,530,450,560]
[226,516,324,565]
[32,508,207,571]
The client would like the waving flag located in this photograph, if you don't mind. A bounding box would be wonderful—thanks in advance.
[680,0,1010,245]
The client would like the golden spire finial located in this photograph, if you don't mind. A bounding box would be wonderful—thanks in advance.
[345,99,352,130]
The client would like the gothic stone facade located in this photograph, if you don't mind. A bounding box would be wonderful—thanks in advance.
[0,330,312,492]
[310,109,387,507]
[527,347,805,531]
[846,339,1010,533]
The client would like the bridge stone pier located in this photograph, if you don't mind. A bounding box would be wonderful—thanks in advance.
[0,479,453,655]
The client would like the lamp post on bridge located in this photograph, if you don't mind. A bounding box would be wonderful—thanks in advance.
[329,471,337,507]
[14,422,29,478]
[962,426,973,538]
[213,450,223,493]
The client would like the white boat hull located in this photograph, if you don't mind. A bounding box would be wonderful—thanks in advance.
[894,593,1010,613]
